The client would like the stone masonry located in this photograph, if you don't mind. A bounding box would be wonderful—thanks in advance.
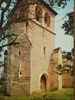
[4,0,57,96]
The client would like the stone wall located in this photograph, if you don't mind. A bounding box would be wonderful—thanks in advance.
[48,54,58,91]
[62,73,73,88]
[28,20,55,93]
[4,1,56,95]
[4,23,31,96]
[28,3,56,93]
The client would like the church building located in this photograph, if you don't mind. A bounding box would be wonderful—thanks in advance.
[4,0,57,96]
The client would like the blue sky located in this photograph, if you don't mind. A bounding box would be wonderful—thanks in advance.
[55,0,74,52]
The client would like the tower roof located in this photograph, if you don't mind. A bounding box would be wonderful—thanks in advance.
[40,0,57,15]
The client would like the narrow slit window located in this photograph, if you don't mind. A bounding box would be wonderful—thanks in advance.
[18,64,22,78]
[44,12,50,27]
[43,47,46,56]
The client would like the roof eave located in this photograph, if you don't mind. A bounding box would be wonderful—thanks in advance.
[40,0,57,15]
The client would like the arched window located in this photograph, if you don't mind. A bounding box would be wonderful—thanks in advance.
[40,74,48,91]
[44,12,50,27]
[35,6,42,22]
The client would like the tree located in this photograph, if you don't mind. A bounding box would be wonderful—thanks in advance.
[48,0,73,36]
[0,0,18,52]
[0,0,18,67]
[62,12,74,36]
[48,0,70,8]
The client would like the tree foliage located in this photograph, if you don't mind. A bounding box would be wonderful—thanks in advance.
[48,0,73,36]
[48,0,70,8]
[62,12,74,36]
[0,0,18,49]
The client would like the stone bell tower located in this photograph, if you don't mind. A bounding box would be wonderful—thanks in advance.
[4,0,57,96]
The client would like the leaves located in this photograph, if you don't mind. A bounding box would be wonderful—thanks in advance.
[62,12,74,36]
[48,0,70,8]
[0,0,17,33]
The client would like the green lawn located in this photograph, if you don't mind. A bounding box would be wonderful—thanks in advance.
[0,86,74,100]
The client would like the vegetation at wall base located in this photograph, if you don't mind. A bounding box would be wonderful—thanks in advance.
[0,85,74,100]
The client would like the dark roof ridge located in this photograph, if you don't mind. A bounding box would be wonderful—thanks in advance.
[40,0,57,15]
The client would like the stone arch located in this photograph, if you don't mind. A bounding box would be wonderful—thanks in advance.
[40,73,48,91]
[35,5,42,22]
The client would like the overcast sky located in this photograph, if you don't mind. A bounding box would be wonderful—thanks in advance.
[55,0,74,52]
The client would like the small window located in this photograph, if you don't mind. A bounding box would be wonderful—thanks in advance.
[19,49,21,56]
[44,13,50,27]
[18,64,22,78]
[43,47,46,56]
[35,6,42,22]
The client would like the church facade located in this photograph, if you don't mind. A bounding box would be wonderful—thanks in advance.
[4,0,57,96]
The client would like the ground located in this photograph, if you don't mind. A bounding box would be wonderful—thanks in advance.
[0,85,74,100]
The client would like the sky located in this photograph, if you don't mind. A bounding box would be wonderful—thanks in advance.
[55,0,74,52]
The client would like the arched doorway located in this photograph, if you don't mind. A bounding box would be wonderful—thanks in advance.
[40,74,47,91]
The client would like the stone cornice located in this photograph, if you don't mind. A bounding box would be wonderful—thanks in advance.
[29,19,56,35]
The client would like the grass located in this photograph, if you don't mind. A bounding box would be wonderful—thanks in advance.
[0,85,74,100]
[31,88,74,100]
